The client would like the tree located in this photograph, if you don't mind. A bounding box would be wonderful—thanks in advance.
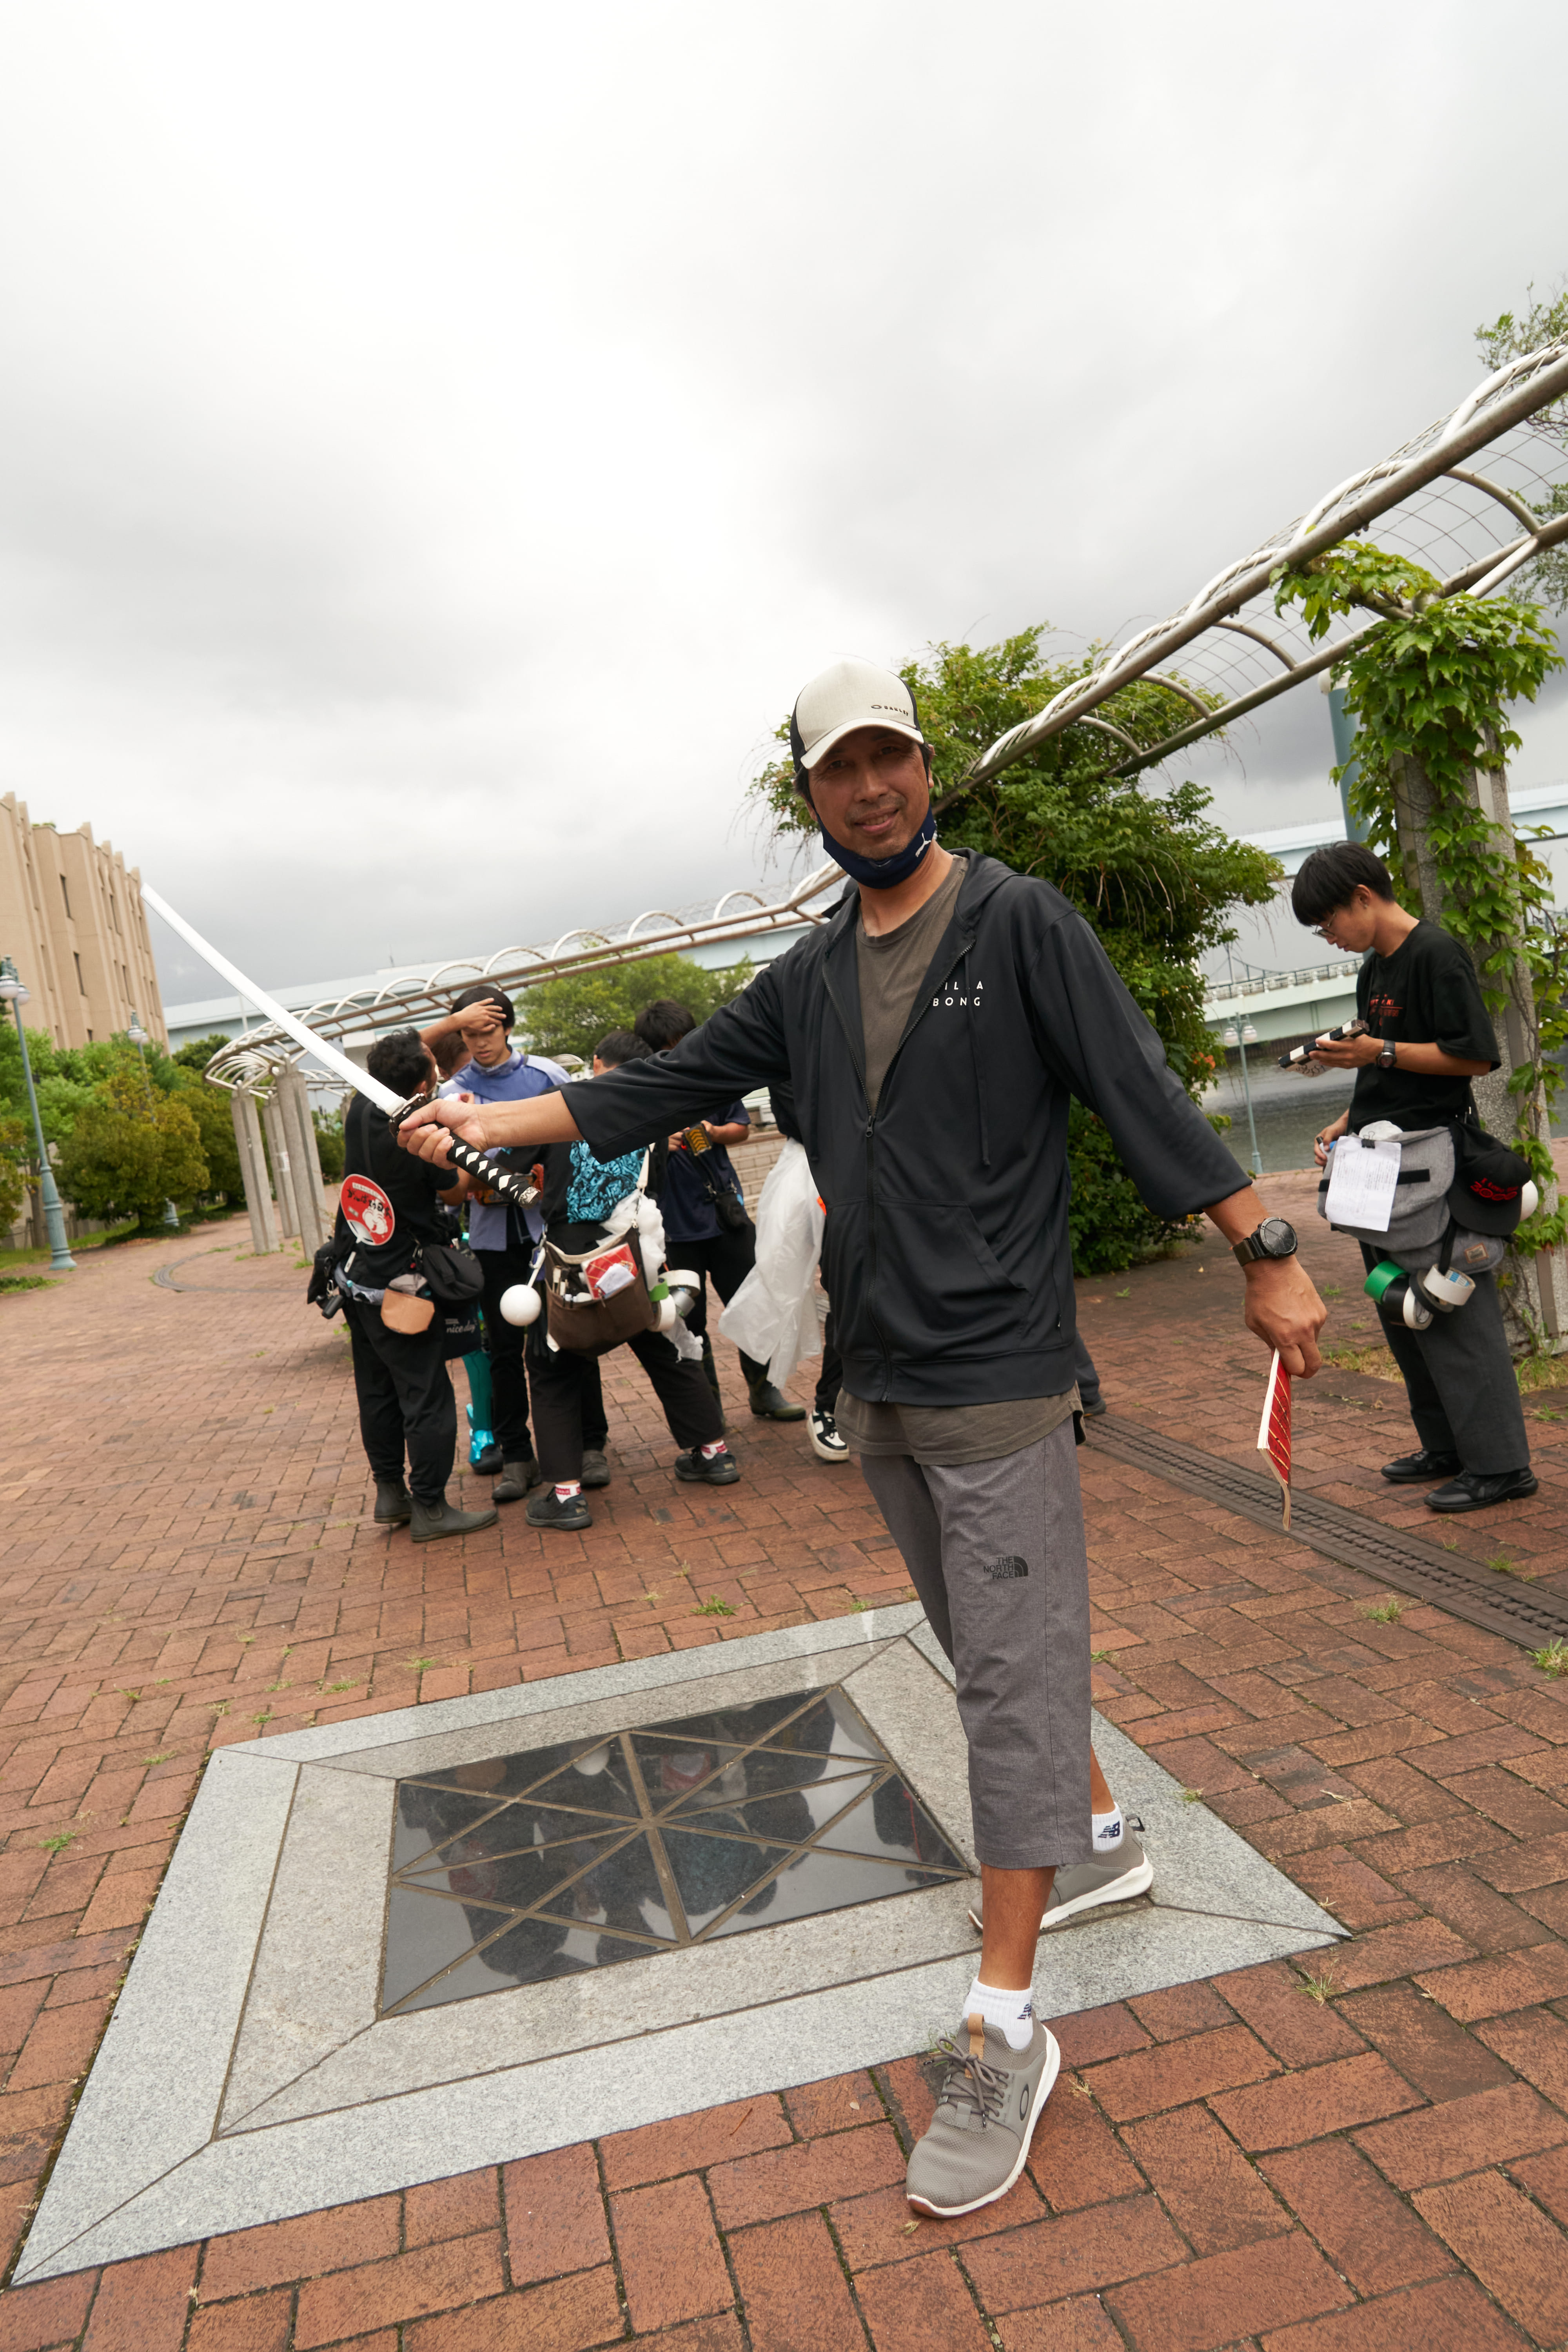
[519,951,754,1068]
[56,1071,209,1229]
[314,1110,345,1183]
[1274,539,1566,1344]
[165,1069,244,1203]
[0,1116,26,1236]
[172,1033,238,1073]
[750,628,1281,1271]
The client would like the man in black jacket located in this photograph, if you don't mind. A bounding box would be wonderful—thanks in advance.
[397,658,1326,2215]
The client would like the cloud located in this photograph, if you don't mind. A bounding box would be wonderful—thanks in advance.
[0,0,1562,1003]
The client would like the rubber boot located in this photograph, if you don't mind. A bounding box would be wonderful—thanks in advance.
[493,1456,542,1503]
[410,1492,499,1543]
[374,1478,412,1525]
[748,1376,806,1422]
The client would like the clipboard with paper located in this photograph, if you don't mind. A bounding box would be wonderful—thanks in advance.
[1323,1133,1401,1234]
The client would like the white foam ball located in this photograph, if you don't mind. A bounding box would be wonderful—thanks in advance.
[499,1283,541,1326]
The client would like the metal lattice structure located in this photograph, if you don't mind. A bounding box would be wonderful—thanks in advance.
[964,338,1568,787]
[205,338,1568,1103]
[202,862,844,1094]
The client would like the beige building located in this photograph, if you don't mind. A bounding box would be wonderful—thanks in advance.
[0,791,166,1049]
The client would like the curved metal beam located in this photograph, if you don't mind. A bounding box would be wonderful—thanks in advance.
[1445,467,1543,537]
[964,338,1568,788]
[1213,618,1299,670]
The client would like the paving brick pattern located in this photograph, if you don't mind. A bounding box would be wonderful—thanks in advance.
[2,1178,1568,2347]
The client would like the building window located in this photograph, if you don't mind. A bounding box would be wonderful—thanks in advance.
[60,875,71,922]
[74,952,85,994]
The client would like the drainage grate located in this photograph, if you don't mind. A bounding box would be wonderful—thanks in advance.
[1087,1412,1568,1651]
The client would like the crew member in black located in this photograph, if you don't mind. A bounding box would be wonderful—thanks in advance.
[1294,842,1534,1512]
[336,1029,499,1544]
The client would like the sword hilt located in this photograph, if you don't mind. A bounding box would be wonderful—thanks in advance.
[386,1098,539,1205]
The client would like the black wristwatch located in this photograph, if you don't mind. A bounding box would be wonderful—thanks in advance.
[1377,1039,1397,1070]
[1232,1216,1299,1267]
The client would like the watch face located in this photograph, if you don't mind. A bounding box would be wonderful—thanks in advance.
[1258,1218,1296,1256]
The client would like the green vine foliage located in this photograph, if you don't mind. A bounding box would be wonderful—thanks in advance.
[1475,284,1568,614]
[1274,543,1566,1252]
[750,628,1283,1272]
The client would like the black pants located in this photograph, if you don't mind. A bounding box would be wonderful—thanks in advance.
[1359,1246,1529,1473]
[667,1224,767,1388]
[816,1311,842,1416]
[477,1242,607,1461]
[528,1330,723,1483]
[344,1297,456,1505]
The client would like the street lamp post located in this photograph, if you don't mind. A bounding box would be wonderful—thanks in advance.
[1222,1021,1265,1178]
[125,1011,180,1229]
[0,957,76,1272]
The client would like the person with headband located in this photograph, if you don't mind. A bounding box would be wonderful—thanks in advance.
[420,985,611,1502]
[398,656,1326,2219]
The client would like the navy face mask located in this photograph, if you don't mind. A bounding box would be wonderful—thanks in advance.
[811,805,938,889]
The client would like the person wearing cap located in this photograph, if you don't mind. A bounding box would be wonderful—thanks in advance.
[419,986,612,1503]
[397,656,1326,2219]
[1293,840,1534,1513]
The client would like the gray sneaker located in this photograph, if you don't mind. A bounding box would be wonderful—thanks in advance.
[905,2014,1060,2218]
[966,1822,1153,1936]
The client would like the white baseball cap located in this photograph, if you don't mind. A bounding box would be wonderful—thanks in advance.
[789,658,924,777]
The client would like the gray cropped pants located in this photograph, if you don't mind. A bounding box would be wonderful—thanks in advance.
[859,1421,1093,1873]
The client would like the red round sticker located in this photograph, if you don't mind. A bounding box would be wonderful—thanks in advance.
[339,1174,396,1247]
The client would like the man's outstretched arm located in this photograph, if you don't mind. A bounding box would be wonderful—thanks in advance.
[397,1089,582,1165]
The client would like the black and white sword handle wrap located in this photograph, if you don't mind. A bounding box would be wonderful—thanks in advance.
[386,1097,539,1205]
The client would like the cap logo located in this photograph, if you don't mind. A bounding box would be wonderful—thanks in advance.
[1469,1177,1520,1200]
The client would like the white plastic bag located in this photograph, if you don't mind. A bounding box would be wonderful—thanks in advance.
[718,1138,825,1387]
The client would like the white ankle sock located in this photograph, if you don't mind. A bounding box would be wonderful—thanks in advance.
[699,1439,728,1459]
[555,1481,582,1501]
[1092,1804,1123,1853]
[964,1975,1034,2052]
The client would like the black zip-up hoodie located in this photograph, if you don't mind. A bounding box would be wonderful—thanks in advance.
[562,852,1245,1406]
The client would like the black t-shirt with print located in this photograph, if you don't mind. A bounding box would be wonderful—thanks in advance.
[1349,919,1499,1134]
[334,1092,452,1284]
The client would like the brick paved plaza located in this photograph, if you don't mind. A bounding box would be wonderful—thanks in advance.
[3,1167,1568,2350]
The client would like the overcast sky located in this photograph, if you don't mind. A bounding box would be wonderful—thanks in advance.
[1,2,1564,1009]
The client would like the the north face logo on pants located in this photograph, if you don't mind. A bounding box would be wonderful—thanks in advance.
[983,1556,1029,1579]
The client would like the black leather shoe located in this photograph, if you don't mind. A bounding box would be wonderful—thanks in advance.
[675,1446,741,1485]
[410,1494,499,1543]
[374,1479,412,1525]
[1426,1467,1539,1514]
[526,1487,592,1532]
[580,1449,612,1490]
[493,1456,542,1503]
[471,1442,503,1476]
[1381,1448,1462,1484]
[748,1379,806,1422]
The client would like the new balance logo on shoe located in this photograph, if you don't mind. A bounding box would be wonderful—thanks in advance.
[983,1555,1029,1579]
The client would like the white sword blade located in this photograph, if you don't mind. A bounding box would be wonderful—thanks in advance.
[140,883,401,1114]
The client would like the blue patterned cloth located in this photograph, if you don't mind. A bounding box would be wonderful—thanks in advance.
[566,1142,644,1229]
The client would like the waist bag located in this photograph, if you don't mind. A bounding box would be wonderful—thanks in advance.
[1317,1120,1529,1281]
[540,1233,658,1355]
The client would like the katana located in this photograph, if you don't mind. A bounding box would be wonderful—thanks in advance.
[140,884,536,1203]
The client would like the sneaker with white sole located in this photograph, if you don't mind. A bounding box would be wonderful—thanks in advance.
[905,2013,1060,2217]
[809,1410,850,1462]
[966,1821,1152,1936]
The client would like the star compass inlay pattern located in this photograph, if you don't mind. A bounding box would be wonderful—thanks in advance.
[381,1687,967,2013]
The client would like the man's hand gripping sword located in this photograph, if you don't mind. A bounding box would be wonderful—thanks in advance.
[139,886,537,1205]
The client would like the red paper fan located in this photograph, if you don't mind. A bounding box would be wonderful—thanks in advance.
[1256,1350,1292,1528]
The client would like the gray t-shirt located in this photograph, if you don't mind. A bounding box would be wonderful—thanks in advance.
[837,852,1077,1467]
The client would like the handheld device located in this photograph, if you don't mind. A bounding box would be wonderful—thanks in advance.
[1279,1018,1368,1069]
